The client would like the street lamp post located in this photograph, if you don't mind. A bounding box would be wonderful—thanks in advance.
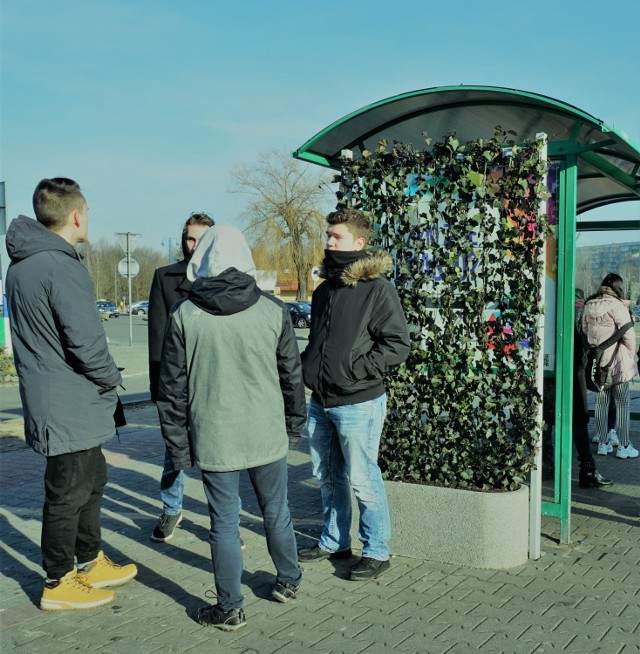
[115,232,141,346]
[161,236,178,265]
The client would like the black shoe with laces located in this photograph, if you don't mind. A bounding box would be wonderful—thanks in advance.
[272,581,300,603]
[298,545,352,562]
[151,513,183,542]
[196,604,247,631]
[349,557,390,581]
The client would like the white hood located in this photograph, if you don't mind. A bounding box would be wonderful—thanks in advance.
[187,224,256,281]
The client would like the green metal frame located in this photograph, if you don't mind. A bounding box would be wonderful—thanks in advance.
[576,218,640,421]
[541,157,577,541]
[539,161,638,541]
[293,86,622,167]
[292,85,640,546]
[576,220,640,231]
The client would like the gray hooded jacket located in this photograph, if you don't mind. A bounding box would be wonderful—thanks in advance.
[156,225,306,472]
[5,215,122,456]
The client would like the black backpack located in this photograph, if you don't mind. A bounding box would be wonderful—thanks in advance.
[581,322,633,393]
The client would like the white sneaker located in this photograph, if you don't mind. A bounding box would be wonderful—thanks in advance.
[616,443,639,459]
[597,442,613,456]
[591,434,600,444]
[607,429,620,447]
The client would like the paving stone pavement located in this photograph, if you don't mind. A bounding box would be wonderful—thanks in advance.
[1,403,638,654]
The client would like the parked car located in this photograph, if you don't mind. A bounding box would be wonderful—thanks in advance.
[96,301,119,320]
[285,301,311,328]
[131,301,149,315]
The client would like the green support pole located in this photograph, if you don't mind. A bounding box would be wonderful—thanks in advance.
[557,156,578,544]
[540,156,577,544]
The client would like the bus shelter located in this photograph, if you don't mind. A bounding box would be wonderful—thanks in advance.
[293,85,640,549]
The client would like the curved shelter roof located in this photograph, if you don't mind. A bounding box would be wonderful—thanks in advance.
[292,86,640,214]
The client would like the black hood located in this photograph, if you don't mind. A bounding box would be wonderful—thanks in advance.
[188,267,261,316]
[5,215,80,263]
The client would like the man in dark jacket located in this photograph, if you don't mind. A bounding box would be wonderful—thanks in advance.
[157,224,305,631]
[148,212,214,542]
[298,208,410,581]
[5,178,137,611]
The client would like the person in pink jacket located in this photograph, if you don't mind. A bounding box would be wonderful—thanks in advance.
[582,273,638,459]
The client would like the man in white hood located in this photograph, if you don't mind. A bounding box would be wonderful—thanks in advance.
[157,225,305,631]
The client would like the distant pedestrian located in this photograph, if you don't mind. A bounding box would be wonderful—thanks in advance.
[582,273,638,459]
[148,212,214,542]
[298,208,410,580]
[157,225,305,631]
[573,289,613,487]
[5,178,137,611]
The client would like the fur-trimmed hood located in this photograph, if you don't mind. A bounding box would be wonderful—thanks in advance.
[320,249,393,287]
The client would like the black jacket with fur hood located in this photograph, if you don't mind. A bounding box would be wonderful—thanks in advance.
[302,249,410,408]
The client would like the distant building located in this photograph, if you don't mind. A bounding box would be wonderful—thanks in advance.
[576,241,640,301]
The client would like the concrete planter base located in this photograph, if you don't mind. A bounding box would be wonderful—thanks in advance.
[351,480,529,569]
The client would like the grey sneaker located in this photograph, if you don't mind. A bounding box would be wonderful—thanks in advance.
[196,604,247,631]
[272,581,299,603]
[607,429,620,447]
[615,443,639,459]
[596,442,613,456]
[151,513,183,542]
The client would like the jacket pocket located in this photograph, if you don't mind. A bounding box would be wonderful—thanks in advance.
[351,354,370,381]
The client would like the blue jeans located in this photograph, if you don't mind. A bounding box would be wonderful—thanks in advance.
[161,448,243,518]
[160,448,184,516]
[307,394,390,561]
[201,457,301,611]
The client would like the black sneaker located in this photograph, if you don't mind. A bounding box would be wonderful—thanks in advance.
[151,513,183,542]
[349,557,390,581]
[196,604,247,631]
[298,545,352,562]
[272,581,299,603]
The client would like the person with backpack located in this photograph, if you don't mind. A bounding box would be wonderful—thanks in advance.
[581,273,638,459]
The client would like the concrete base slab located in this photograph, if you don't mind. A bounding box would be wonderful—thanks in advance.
[351,480,530,569]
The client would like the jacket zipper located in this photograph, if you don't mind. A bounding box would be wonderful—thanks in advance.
[317,287,335,402]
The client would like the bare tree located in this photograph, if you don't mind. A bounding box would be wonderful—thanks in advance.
[82,238,164,304]
[575,247,594,297]
[231,151,332,300]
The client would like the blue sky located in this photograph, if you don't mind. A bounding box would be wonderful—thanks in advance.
[1,0,639,253]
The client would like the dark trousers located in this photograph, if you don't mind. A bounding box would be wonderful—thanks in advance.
[572,423,594,467]
[201,456,301,611]
[42,446,107,579]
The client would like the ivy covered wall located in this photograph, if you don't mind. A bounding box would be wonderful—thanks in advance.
[335,129,550,491]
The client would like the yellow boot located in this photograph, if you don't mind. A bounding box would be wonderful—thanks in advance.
[78,551,138,588]
[40,569,114,611]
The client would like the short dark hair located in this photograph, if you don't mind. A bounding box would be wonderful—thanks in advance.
[326,208,371,244]
[181,212,215,258]
[184,212,215,230]
[32,178,86,229]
